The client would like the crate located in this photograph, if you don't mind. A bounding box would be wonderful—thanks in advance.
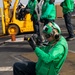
[55,4,63,18]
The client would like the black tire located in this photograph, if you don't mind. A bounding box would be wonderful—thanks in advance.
[7,24,20,35]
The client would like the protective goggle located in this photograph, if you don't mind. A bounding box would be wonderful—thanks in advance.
[44,34,52,38]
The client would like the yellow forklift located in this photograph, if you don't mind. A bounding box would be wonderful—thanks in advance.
[1,0,34,35]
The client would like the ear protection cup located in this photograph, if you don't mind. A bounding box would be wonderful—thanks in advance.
[55,34,59,40]
[53,29,60,40]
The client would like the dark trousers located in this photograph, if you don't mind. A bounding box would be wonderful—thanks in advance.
[33,18,42,41]
[13,61,36,75]
[44,19,55,26]
[35,23,41,38]
[64,12,74,37]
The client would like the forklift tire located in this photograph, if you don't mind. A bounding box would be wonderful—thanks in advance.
[7,24,20,35]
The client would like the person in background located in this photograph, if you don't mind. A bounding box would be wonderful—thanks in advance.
[60,0,75,41]
[26,0,42,42]
[34,0,44,42]
[17,3,25,20]
[40,0,56,25]
[13,22,68,75]
[26,0,37,15]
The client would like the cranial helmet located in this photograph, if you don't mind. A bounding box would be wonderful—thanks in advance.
[43,24,53,34]
[43,22,61,39]
[43,22,61,34]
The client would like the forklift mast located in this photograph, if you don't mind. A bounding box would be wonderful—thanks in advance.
[12,0,19,21]
[3,0,12,26]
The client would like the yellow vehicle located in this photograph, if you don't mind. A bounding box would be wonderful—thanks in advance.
[1,0,34,35]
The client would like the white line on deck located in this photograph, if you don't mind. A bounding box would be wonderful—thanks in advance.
[69,50,75,53]
[0,66,13,71]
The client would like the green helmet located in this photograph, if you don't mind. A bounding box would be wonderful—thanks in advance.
[43,22,61,34]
